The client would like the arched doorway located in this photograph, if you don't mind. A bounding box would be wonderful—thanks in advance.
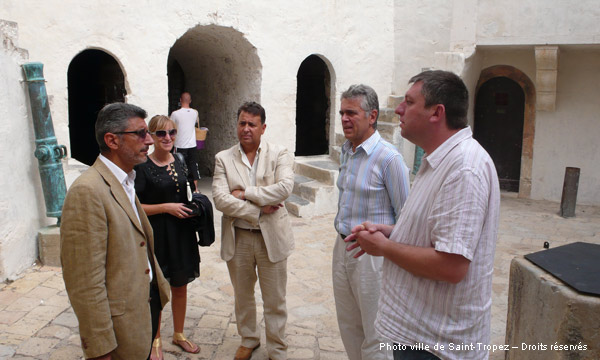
[295,55,331,156]
[474,77,524,192]
[475,65,536,198]
[168,25,262,176]
[68,49,126,165]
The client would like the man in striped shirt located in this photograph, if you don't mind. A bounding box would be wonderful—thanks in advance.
[333,84,410,360]
[347,71,500,360]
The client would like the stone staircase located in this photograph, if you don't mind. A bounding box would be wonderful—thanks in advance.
[286,95,404,217]
[285,155,340,217]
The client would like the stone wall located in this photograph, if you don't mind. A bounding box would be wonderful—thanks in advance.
[506,257,599,359]
[0,20,51,281]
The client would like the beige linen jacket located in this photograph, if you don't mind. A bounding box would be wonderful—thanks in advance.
[212,142,295,263]
[60,158,170,360]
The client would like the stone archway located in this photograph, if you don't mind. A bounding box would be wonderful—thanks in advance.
[168,25,262,176]
[295,55,331,156]
[67,49,126,165]
[476,65,536,198]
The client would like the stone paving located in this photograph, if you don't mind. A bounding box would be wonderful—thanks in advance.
[1,178,599,359]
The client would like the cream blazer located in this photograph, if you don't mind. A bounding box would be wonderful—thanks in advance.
[212,142,295,263]
[61,158,170,360]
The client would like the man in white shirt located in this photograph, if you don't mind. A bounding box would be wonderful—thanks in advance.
[61,103,170,359]
[170,92,201,189]
[347,70,500,360]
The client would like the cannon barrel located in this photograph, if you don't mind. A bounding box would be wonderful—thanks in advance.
[22,62,67,224]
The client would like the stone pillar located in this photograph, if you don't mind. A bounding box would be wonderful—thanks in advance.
[506,257,599,359]
[535,46,559,112]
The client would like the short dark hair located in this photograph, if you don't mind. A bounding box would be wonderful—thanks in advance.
[341,84,379,128]
[237,101,266,124]
[95,102,147,152]
[409,70,469,129]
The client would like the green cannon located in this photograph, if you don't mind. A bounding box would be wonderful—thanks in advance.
[22,62,67,224]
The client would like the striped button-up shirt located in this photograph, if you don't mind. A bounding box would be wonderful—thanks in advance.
[376,127,500,360]
[335,130,409,235]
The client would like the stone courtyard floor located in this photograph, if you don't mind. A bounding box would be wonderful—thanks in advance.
[1,177,599,360]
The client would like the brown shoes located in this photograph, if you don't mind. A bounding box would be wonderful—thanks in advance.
[234,343,260,360]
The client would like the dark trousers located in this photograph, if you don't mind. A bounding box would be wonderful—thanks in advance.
[147,284,161,360]
[175,147,201,182]
[393,345,441,360]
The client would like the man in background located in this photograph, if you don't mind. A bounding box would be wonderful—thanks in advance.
[171,92,201,188]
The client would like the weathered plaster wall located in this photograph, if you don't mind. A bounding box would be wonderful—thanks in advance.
[0,21,50,281]
[477,0,600,46]
[392,0,454,170]
[392,0,453,94]
[1,0,395,173]
[530,49,600,205]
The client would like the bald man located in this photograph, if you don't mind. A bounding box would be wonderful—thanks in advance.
[170,92,201,189]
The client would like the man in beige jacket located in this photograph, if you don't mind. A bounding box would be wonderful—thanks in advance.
[61,103,170,360]
[212,101,294,360]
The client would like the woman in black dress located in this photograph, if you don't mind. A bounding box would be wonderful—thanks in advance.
[135,115,200,359]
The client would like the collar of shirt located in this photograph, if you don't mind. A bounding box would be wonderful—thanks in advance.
[342,130,381,156]
[98,154,140,222]
[98,154,136,186]
[238,141,262,170]
[423,126,473,170]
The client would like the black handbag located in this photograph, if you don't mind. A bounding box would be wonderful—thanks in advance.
[174,153,215,247]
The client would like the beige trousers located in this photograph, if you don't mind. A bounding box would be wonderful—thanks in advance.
[227,229,288,359]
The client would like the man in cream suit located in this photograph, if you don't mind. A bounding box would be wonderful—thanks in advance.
[212,101,294,360]
[61,103,170,360]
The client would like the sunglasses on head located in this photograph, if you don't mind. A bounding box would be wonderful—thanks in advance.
[114,129,151,139]
[152,129,177,138]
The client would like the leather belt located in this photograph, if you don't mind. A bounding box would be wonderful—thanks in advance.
[339,233,356,242]
[236,227,262,234]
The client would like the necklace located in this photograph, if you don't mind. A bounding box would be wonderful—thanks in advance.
[150,154,173,167]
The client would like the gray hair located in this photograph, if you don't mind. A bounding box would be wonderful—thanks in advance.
[341,84,379,128]
[95,102,147,152]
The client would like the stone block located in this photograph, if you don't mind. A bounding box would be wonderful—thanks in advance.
[536,92,557,112]
[388,95,404,109]
[38,226,61,267]
[536,69,558,91]
[534,46,559,70]
[506,257,599,359]
[379,107,399,124]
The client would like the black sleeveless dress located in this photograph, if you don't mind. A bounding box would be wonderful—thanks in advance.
[134,156,200,287]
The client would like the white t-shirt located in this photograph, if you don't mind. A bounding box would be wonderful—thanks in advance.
[170,107,199,149]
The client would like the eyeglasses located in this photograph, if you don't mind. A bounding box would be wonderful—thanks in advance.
[114,129,151,139]
[151,129,177,138]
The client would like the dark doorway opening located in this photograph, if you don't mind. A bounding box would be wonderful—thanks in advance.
[68,49,126,165]
[168,60,185,115]
[474,76,524,192]
[295,55,330,156]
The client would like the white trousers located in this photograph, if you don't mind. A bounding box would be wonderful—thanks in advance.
[332,234,392,360]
